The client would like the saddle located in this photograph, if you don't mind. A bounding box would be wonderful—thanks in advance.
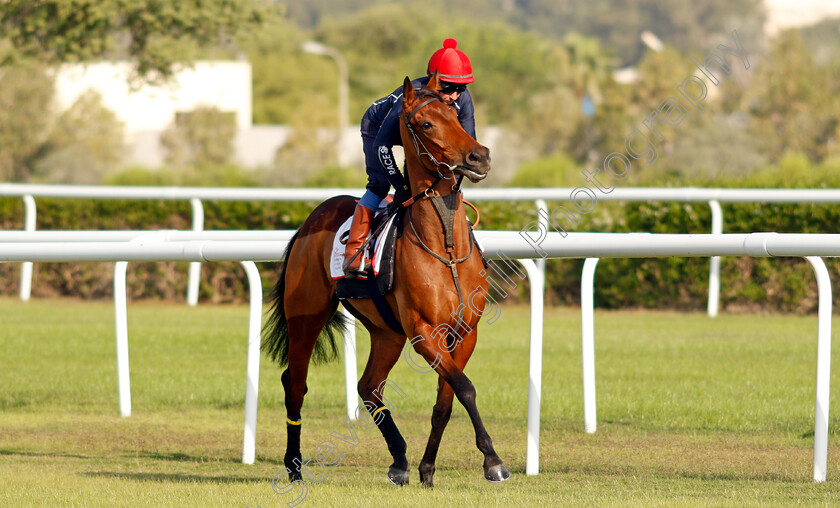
[334,203,404,300]
[334,194,488,336]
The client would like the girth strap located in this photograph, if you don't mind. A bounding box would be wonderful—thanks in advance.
[367,276,405,335]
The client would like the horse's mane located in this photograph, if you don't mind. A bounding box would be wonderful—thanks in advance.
[415,87,443,102]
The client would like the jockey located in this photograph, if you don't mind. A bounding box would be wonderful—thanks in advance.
[344,38,477,278]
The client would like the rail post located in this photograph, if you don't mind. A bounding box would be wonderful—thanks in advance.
[113,261,131,417]
[707,200,723,317]
[342,306,358,421]
[240,261,263,465]
[519,258,544,476]
[806,256,831,482]
[581,257,600,434]
[187,198,204,306]
[19,195,36,301]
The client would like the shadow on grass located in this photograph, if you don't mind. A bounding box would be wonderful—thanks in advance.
[126,451,240,463]
[540,463,804,483]
[124,451,284,466]
[83,471,267,484]
[1,448,283,468]
[0,449,95,460]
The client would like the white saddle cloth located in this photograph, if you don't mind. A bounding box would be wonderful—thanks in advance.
[329,205,397,280]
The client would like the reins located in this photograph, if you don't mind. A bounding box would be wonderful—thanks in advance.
[406,202,474,307]
[463,199,480,228]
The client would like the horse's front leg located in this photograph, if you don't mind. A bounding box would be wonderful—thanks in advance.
[410,323,510,483]
[418,328,478,488]
[418,377,454,488]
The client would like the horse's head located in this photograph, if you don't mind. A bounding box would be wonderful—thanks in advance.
[400,74,491,186]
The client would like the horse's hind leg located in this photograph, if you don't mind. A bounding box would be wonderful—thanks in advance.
[282,273,339,480]
[418,328,478,488]
[356,327,410,485]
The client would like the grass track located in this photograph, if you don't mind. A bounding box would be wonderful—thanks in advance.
[1,297,839,506]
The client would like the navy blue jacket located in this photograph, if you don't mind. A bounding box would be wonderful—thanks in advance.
[360,76,476,197]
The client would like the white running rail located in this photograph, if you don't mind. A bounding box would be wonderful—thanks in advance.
[477,231,836,483]
[1,230,836,482]
[6,184,840,313]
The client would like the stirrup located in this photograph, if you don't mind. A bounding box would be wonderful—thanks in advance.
[343,252,370,279]
[343,265,368,279]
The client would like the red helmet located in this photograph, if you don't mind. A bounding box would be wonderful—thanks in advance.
[426,38,475,84]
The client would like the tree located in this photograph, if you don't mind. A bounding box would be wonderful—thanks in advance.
[563,32,614,105]
[0,0,268,81]
[240,15,336,125]
[646,115,768,182]
[160,106,237,168]
[32,90,125,184]
[316,3,437,121]
[560,32,616,161]
[745,30,838,162]
[282,0,766,66]
[0,60,54,181]
[800,18,840,65]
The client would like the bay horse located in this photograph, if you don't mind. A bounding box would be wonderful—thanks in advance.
[262,74,509,487]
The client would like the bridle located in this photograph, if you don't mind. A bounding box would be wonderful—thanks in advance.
[401,96,462,187]
[400,92,477,310]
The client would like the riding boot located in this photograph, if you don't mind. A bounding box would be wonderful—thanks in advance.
[344,204,375,278]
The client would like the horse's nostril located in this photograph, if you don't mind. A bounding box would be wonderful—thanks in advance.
[467,150,483,164]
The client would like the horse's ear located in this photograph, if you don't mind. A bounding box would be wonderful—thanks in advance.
[427,71,441,93]
[402,76,414,106]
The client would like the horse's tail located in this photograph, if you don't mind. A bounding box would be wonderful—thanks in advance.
[261,230,351,367]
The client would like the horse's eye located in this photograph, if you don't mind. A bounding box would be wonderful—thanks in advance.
[421,121,432,130]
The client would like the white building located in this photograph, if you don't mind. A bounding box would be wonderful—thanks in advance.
[764,0,840,34]
[54,60,290,168]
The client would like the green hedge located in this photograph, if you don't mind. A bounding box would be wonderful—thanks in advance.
[582,200,840,313]
[528,155,840,313]
[3,156,840,311]
[0,197,316,302]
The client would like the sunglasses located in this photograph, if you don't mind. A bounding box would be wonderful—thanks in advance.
[440,82,467,94]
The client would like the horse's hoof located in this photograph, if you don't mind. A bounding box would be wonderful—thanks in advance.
[288,470,302,482]
[419,463,435,488]
[387,467,410,486]
[419,472,434,489]
[484,463,510,483]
